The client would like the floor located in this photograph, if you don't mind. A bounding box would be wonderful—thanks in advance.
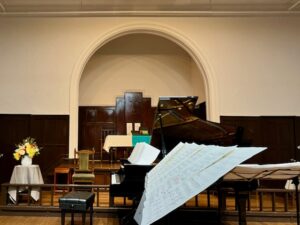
[0,215,297,225]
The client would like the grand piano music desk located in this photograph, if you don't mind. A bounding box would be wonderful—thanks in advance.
[59,191,95,225]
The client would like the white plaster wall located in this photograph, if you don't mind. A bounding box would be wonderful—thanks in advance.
[0,16,300,153]
[0,17,299,116]
[79,33,205,107]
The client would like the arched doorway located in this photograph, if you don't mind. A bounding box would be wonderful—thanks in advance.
[80,33,206,107]
[69,23,219,157]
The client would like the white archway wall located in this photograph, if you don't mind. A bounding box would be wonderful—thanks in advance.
[0,17,300,156]
[1,17,299,116]
[79,34,206,107]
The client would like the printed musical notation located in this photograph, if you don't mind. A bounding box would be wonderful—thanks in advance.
[134,143,266,225]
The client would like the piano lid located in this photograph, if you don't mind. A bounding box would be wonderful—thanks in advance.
[150,96,237,153]
[153,96,199,129]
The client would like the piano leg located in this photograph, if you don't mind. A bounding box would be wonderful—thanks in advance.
[233,180,258,225]
[218,188,248,225]
[119,196,142,225]
[218,188,226,224]
[218,180,258,225]
[235,190,249,225]
[109,194,114,207]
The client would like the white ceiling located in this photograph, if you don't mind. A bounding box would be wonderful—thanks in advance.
[0,0,300,16]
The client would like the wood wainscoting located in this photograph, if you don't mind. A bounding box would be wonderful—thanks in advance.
[0,114,69,184]
[220,116,300,166]
[79,92,156,161]
[1,112,299,188]
[220,116,300,190]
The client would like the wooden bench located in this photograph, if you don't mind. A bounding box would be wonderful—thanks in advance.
[59,191,95,225]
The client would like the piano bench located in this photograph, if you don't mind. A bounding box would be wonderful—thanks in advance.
[59,191,95,225]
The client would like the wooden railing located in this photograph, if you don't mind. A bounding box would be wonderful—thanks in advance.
[0,183,299,221]
[1,183,109,209]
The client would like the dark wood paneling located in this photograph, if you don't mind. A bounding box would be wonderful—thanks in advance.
[30,115,69,179]
[221,116,263,164]
[79,92,156,161]
[260,117,296,188]
[221,116,262,145]
[86,108,98,122]
[0,114,69,184]
[260,117,295,164]
[0,115,31,184]
[80,124,100,149]
[125,92,143,122]
[78,106,116,160]
[30,115,69,145]
[79,106,116,124]
[97,107,115,122]
[115,97,125,135]
[194,102,207,120]
[221,116,297,165]
[295,117,300,161]
[141,97,155,134]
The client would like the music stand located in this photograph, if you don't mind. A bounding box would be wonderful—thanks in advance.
[224,162,300,225]
[134,144,266,225]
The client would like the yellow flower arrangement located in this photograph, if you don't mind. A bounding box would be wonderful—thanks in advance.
[13,137,40,161]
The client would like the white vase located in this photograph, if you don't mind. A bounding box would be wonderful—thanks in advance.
[21,155,32,166]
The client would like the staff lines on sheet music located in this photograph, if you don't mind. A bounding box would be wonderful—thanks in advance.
[152,144,235,177]
[186,146,236,179]
[146,143,199,188]
[143,144,230,221]
[146,145,241,202]
[145,146,239,223]
[135,144,266,225]
[146,144,235,189]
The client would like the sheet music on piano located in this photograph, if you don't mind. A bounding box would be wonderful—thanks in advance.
[134,143,266,225]
[111,173,120,185]
[111,143,159,185]
[127,142,160,165]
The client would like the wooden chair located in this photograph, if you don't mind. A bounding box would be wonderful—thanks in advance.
[72,149,95,186]
[54,167,71,192]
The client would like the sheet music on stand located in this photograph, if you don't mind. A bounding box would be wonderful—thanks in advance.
[224,162,300,181]
[134,142,266,225]
[223,162,300,225]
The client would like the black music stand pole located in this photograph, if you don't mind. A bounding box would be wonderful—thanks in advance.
[158,109,169,225]
[158,112,167,158]
[292,176,300,225]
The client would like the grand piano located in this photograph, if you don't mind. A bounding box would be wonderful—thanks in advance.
[109,96,249,224]
[110,159,154,206]
[150,96,237,156]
